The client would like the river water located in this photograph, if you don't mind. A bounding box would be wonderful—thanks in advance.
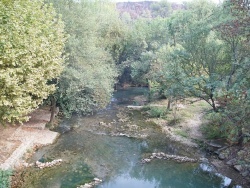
[22,87,229,188]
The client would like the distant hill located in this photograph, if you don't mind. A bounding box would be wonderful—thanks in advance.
[116,1,185,19]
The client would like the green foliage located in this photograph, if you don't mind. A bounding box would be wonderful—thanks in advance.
[49,0,117,117]
[150,0,172,18]
[143,106,168,118]
[123,0,249,143]
[202,112,225,139]
[0,0,66,124]
[152,44,186,100]
[174,129,189,138]
[0,170,12,188]
[202,97,250,143]
[117,0,250,143]
[222,98,250,143]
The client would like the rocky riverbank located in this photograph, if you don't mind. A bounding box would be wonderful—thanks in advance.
[80,97,250,187]
[142,100,250,187]
[2,96,249,187]
[104,96,249,187]
[141,152,199,163]
[77,178,102,188]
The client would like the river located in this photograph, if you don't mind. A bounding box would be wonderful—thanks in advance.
[21,87,230,188]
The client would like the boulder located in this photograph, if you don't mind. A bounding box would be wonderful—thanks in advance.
[226,158,237,166]
[241,171,249,177]
[199,158,209,163]
[93,178,102,183]
[234,165,243,172]
[218,153,226,160]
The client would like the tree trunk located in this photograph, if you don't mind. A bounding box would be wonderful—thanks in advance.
[49,96,56,125]
[210,94,218,112]
[167,97,172,110]
[173,98,177,124]
[238,127,244,146]
[227,41,238,91]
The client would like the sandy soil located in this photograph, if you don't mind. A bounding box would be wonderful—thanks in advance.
[0,108,59,170]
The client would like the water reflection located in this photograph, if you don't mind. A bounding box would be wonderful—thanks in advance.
[26,129,224,188]
[99,160,222,188]
[24,87,226,188]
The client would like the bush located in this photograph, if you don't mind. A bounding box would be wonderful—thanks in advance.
[0,170,12,188]
[144,106,168,118]
[201,112,226,139]
[222,98,250,144]
[202,101,250,144]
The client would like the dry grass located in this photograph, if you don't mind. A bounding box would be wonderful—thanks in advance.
[146,98,211,146]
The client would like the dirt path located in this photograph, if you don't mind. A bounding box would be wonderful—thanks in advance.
[185,113,203,139]
[162,114,204,147]
[0,108,59,170]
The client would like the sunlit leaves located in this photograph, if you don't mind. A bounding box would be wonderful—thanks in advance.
[0,0,66,124]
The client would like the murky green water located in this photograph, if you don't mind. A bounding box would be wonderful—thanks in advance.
[23,87,228,188]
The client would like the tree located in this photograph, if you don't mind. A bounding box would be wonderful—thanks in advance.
[0,0,66,124]
[212,0,250,143]
[150,0,172,18]
[158,1,226,111]
[123,17,170,87]
[48,0,117,118]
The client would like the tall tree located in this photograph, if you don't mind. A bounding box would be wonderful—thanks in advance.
[0,0,66,124]
[160,0,225,111]
[212,0,250,143]
[49,0,117,118]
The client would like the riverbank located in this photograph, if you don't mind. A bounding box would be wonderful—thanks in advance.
[78,95,250,186]
[1,96,249,187]
[0,107,59,170]
[141,98,250,187]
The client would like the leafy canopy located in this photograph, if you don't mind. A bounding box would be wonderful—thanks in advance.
[0,0,66,124]
[49,0,117,117]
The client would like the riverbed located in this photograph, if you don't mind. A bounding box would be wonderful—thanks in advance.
[20,87,231,188]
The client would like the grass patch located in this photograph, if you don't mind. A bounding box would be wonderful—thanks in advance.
[142,106,169,118]
[178,110,193,119]
[142,99,212,132]
[188,100,210,112]
[167,118,181,126]
[128,109,162,130]
[0,170,12,188]
[174,129,189,138]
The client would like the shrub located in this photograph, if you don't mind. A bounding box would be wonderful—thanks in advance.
[201,112,226,139]
[0,170,12,188]
[144,106,168,118]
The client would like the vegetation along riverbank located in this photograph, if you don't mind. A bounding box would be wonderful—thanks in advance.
[0,0,249,187]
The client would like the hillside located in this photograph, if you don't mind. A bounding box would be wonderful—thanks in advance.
[116,1,185,18]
